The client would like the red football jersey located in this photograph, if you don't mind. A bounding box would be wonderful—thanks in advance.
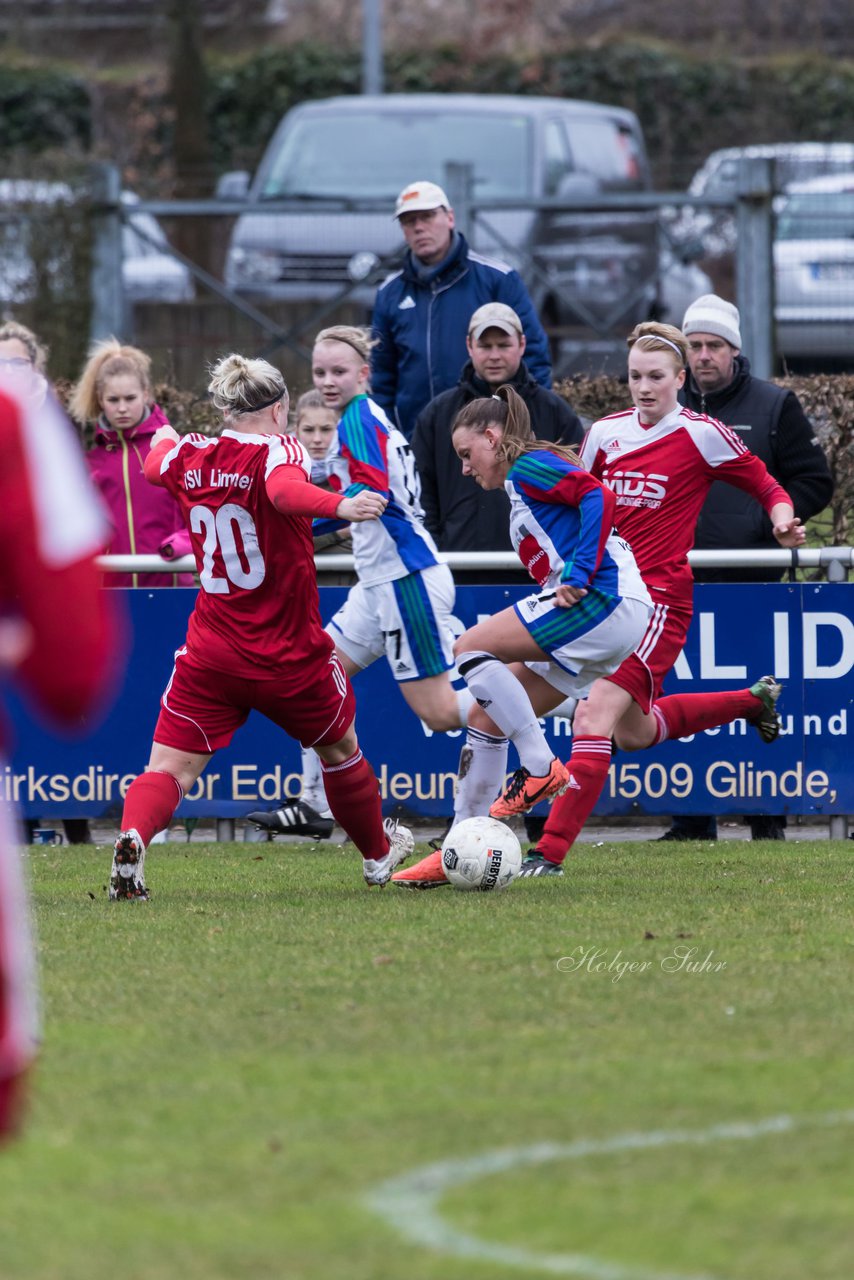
[0,385,116,750]
[0,381,116,1118]
[581,405,790,606]
[151,429,334,678]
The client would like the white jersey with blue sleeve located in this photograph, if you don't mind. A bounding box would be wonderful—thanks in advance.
[327,394,441,585]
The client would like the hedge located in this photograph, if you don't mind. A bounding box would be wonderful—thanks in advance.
[61,374,846,550]
[4,43,854,189]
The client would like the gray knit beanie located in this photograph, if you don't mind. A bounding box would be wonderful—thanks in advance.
[682,294,742,349]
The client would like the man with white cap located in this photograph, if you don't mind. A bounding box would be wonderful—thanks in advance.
[658,292,833,843]
[371,179,552,441]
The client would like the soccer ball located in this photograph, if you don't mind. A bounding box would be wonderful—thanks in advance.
[440,816,522,892]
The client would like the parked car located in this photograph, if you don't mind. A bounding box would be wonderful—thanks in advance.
[220,93,662,346]
[669,142,854,260]
[0,181,193,305]
[774,173,854,362]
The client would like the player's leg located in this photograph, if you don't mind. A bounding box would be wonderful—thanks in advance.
[0,801,38,1142]
[386,567,473,733]
[522,677,635,874]
[393,663,569,889]
[314,723,413,886]
[112,742,209,901]
[520,596,654,876]
[648,675,783,746]
[110,646,238,901]
[454,604,570,816]
[256,650,412,886]
[247,742,335,839]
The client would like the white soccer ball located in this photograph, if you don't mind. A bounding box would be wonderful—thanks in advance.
[440,816,522,892]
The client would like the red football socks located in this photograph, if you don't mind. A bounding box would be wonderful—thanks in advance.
[536,736,613,866]
[120,770,183,848]
[653,687,763,744]
[321,750,386,860]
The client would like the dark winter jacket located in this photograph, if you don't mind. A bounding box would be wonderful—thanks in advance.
[371,232,552,442]
[412,360,583,553]
[679,355,833,582]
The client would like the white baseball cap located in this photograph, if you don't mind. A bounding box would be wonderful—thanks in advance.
[468,302,523,341]
[393,180,450,219]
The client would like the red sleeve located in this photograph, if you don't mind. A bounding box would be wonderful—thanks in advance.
[143,437,174,486]
[0,393,120,730]
[716,452,791,515]
[15,558,121,727]
[266,465,343,518]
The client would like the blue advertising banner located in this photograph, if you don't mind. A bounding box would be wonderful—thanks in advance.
[5,582,853,821]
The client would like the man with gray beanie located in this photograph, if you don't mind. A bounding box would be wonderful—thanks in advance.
[658,293,833,843]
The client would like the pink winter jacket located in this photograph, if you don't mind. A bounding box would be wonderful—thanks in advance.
[86,403,195,588]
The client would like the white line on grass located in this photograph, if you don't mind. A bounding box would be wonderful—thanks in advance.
[364,1109,854,1280]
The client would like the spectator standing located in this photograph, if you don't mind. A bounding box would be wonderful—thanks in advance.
[70,339,194,589]
[412,302,583,553]
[371,180,552,441]
[659,294,834,843]
[0,376,119,1140]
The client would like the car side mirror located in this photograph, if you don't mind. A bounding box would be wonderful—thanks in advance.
[556,172,600,199]
[216,171,250,199]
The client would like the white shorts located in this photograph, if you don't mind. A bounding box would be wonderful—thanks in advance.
[328,563,456,683]
[520,590,652,700]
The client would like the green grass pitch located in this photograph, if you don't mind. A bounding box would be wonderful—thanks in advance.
[1,836,851,1280]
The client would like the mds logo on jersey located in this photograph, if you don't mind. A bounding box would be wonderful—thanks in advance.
[601,469,668,509]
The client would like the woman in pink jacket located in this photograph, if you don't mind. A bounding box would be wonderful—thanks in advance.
[70,339,194,588]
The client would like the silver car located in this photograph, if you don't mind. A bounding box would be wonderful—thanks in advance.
[775,173,854,361]
[669,142,854,261]
[0,180,193,305]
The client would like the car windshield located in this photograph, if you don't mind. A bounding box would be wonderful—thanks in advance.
[260,110,533,201]
[777,192,854,240]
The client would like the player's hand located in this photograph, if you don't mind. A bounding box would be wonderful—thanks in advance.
[337,491,387,523]
[151,425,180,449]
[554,583,588,608]
[773,516,806,548]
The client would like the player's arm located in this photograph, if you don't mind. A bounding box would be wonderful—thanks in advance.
[266,465,386,522]
[143,429,180,486]
[714,447,803,546]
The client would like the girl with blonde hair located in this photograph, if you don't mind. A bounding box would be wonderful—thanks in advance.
[71,338,193,588]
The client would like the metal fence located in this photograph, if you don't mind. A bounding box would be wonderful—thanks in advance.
[81,158,783,390]
[99,548,854,581]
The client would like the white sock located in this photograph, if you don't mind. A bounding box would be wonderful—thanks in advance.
[457,650,554,775]
[455,687,475,726]
[300,746,331,816]
[453,727,509,821]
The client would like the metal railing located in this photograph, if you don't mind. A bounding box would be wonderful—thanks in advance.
[87,156,779,380]
[99,548,854,578]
